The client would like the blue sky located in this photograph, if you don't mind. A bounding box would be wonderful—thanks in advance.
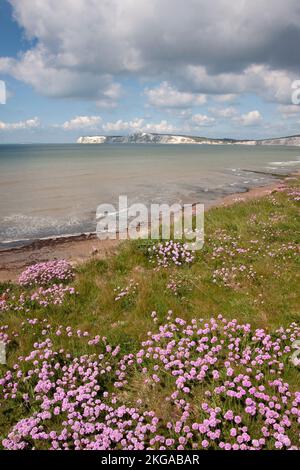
[1,0,300,143]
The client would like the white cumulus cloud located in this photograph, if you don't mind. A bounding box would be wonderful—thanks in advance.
[185,64,296,104]
[145,82,206,108]
[210,107,238,118]
[1,0,299,104]
[237,110,263,126]
[102,118,144,133]
[142,120,177,133]
[191,114,215,126]
[62,115,102,130]
[102,118,176,134]
[0,117,40,130]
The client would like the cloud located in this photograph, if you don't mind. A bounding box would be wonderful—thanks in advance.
[145,81,206,108]
[185,64,295,104]
[0,80,6,104]
[142,120,177,133]
[102,118,176,134]
[96,83,122,108]
[102,118,144,133]
[1,0,299,104]
[62,115,102,130]
[191,114,215,126]
[213,94,237,103]
[210,106,238,118]
[0,117,40,130]
[278,104,300,117]
[236,110,263,126]
[0,49,121,103]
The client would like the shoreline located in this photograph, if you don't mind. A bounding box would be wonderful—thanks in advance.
[0,175,293,282]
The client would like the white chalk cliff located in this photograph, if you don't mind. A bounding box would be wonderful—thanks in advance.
[77,132,300,146]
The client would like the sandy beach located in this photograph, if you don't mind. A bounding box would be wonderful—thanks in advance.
[0,177,288,283]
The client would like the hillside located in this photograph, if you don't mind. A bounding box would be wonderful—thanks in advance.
[0,175,299,450]
[77,132,300,146]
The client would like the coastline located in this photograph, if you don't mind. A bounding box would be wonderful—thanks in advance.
[0,174,292,283]
[209,181,280,208]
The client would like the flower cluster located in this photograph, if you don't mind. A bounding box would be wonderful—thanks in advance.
[207,227,298,289]
[0,285,77,312]
[212,264,256,288]
[0,261,76,313]
[29,284,76,307]
[1,314,299,450]
[275,184,300,202]
[166,273,193,297]
[114,280,139,302]
[148,241,195,268]
[0,296,9,313]
[167,277,183,295]
[0,289,28,313]
[18,260,74,287]
[287,188,300,202]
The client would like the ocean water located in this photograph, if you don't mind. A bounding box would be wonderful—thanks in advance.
[0,143,300,248]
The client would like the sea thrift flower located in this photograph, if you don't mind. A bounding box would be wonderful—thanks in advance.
[1,314,300,450]
[18,260,74,287]
[148,240,195,269]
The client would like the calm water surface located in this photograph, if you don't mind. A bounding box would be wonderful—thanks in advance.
[0,143,299,247]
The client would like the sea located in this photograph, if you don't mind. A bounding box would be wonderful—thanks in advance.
[0,143,300,249]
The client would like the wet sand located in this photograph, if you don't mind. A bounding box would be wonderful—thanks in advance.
[211,181,279,207]
[0,176,290,282]
[0,235,119,283]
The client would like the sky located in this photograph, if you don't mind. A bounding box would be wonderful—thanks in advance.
[1,0,300,143]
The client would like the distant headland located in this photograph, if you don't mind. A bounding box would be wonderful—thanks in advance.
[77,132,300,146]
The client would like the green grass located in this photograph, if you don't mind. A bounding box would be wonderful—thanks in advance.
[0,176,299,444]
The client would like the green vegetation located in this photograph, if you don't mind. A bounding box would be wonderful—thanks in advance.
[7,177,298,348]
[0,176,299,450]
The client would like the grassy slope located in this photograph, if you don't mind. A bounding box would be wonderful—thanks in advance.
[0,176,299,443]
